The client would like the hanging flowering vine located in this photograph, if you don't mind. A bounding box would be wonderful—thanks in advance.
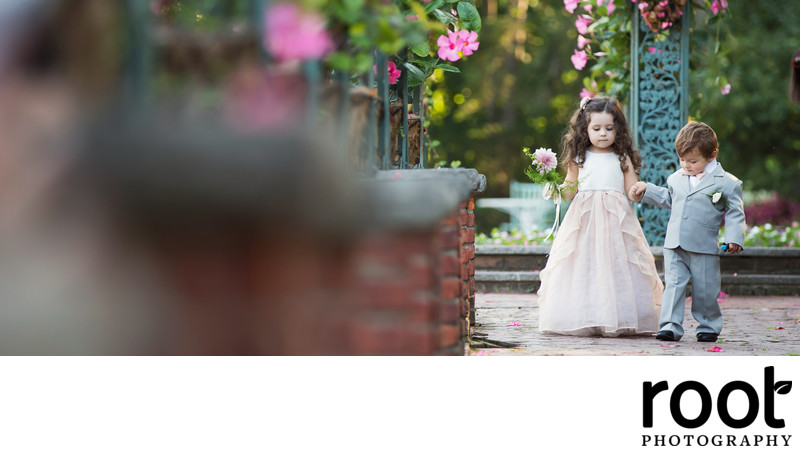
[563,0,730,102]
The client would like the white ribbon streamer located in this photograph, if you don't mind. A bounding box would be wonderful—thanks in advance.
[543,183,562,241]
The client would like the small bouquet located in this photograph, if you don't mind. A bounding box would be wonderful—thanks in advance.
[523,147,564,201]
[523,146,566,239]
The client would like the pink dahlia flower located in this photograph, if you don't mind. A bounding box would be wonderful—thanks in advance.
[534,148,558,174]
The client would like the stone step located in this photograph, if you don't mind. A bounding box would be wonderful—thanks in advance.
[474,270,800,296]
[476,245,800,274]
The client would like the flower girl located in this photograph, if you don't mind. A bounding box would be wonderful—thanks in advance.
[537,97,662,337]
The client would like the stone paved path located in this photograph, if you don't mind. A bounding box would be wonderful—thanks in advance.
[469,293,800,356]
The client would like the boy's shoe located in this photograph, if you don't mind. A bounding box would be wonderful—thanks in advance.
[697,333,718,342]
[655,330,677,341]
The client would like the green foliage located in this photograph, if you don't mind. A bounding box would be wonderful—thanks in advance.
[476,228,555,246]
[688,1,800,201]
[736,224,800,248]
[427,1,582,196]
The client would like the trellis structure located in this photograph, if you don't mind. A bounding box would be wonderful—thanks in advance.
[629,2,690,245]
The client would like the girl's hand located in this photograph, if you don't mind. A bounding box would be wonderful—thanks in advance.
[628,181,647,202]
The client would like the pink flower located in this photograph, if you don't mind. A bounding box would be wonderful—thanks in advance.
[264,2,334,62]
[223,67,306,131]
[597,0,616,14]
[577,35,590,49]
[707,346,724,352]
[773,326,786,330]
[579,88,595,98]
[457,30,480,56]
[720,83,731,95]
[719,291,728,298]
[575,15,593,35]
[387,61,402,85]
[710,0,728,15]
[507,321,522,327]
[571,49,588,70]
[659,344,677,348]
[564,0,580,14]
[533,148,557,173]
[437,31,464,62]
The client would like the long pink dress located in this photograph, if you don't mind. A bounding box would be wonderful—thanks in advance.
[537,151,662,336]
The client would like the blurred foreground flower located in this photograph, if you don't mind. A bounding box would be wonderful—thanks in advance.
[263,2,334,63]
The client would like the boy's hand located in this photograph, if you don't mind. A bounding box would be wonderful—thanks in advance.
[628,181,647,202]
[726,243,743,254]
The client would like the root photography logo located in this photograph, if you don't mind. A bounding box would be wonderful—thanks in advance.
[641,366,793,448]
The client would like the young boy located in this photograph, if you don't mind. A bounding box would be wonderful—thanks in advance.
[629,121,746,342]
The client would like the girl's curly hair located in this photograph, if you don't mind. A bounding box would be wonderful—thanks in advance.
[560,96,641,175]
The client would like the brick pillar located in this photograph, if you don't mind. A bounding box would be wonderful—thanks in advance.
[460,197,477,326]
[348,231,438,355]
[437,213,464,355]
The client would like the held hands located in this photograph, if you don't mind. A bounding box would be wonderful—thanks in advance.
[628,181,647,202]
[724,243,743,254]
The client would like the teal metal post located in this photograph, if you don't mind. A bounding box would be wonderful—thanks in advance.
[365,55,377,173]
[124,0,152,105]
[398,51,409,169]
[376,52,390,169]
[413,84,426,168]
[630,3,690,245]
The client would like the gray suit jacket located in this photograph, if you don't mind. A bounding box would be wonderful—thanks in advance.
[642,163,746,254]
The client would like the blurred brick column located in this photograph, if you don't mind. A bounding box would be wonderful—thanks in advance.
[17,121,488,355]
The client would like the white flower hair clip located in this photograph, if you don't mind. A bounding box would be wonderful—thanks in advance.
[580,96,591,111]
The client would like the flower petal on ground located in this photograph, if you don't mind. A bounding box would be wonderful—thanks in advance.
[707,346,724,352]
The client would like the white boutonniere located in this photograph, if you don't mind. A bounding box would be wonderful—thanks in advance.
[707,191,727,207]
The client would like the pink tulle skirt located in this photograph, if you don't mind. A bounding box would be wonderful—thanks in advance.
[537,190,662,337]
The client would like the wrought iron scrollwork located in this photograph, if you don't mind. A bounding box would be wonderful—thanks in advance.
[630,5,688,245]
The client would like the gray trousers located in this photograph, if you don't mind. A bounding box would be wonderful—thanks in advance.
[659,247,722,339]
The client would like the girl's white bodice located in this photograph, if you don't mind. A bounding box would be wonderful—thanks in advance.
[578,151,624,194]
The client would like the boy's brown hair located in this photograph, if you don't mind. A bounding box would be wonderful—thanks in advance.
[675,121,718,159]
